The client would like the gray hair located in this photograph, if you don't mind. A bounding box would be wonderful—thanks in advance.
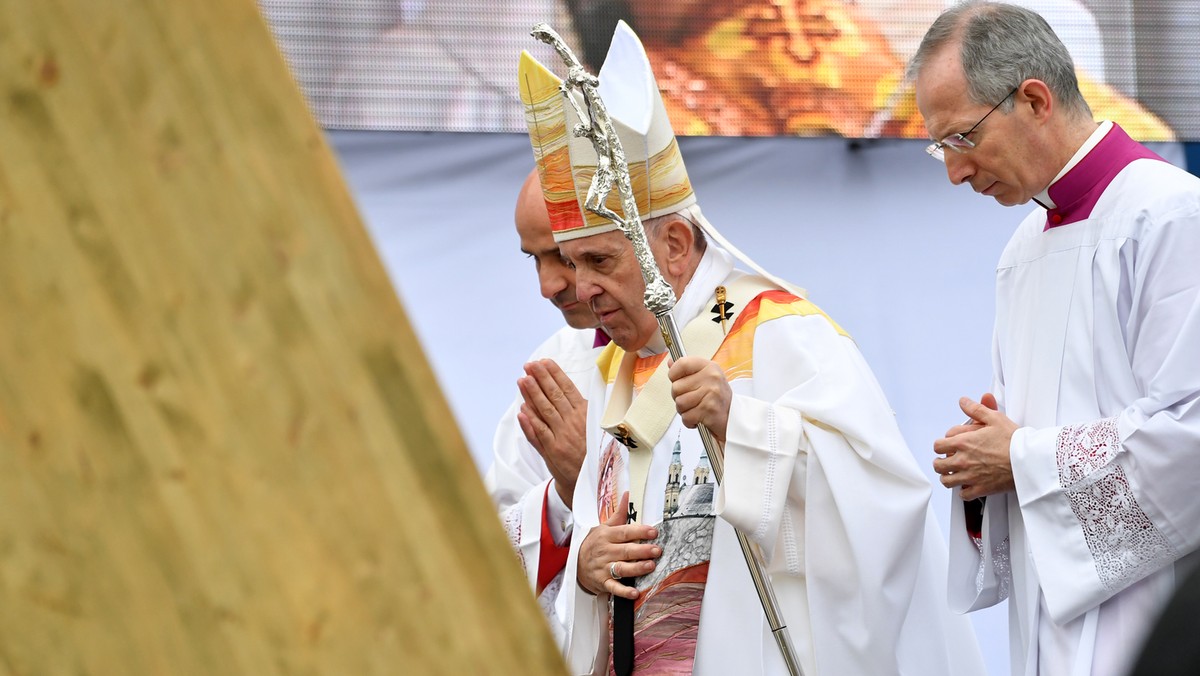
[908,1,1091,118]
[644,212,708,254]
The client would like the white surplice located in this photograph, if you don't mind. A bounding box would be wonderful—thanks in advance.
[949,132,1200,676]
[486,325,603,649]
[562,246,985,675]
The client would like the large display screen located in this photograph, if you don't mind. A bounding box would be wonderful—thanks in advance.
[259,0,1198,141]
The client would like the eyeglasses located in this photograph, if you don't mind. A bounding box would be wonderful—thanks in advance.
[925,86,1019,162]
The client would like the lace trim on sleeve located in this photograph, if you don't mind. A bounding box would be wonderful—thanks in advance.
[974,535,1011,601]
[501,503,528,575]
[1056,418,1178,591]
[537,571,568,646]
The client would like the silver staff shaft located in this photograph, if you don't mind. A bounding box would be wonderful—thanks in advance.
[658,315,804,676]
[531,22,803,676]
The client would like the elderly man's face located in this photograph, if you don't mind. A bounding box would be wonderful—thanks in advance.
[559,230,661,352]
[915,47,1045,207]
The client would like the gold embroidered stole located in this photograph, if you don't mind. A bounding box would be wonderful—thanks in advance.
[598,274,778,524]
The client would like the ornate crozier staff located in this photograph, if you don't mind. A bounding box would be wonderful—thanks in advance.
[531,23,804,676]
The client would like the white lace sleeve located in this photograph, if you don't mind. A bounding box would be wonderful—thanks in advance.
[1056,417,1178,592]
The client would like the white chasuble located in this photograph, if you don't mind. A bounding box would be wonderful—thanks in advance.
[564,247,985,675]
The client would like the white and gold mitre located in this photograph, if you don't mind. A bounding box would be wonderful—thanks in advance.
[519,22,805,296]
[518,21,696,242]
[561,20,696,241]
[518,49,587,237]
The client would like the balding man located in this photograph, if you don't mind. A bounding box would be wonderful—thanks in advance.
[486,169,608,648]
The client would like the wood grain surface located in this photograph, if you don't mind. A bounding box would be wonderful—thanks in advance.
[0,0,564,673]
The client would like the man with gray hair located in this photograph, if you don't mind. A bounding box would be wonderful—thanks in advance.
[912,3,1200,675]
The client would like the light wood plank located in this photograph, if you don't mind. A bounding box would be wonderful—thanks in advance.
[0,0,563,673]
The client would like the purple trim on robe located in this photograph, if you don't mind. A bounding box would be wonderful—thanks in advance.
[593,329,611,348]
[1044,124,1167,230]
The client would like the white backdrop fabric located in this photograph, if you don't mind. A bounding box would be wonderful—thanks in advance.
[328,130,1184,676]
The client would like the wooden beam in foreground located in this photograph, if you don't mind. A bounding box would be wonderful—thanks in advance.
[0,1,564,674]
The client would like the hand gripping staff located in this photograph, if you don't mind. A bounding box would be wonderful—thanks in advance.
[531,23,805,676]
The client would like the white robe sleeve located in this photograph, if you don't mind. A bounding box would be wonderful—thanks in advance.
[485,396,556,589]
[484,327,600,652]
[487,327,599,584]
[486,394,579,649]
[947,340,1014,613]
[1011,200,1200,623]
[717,312,936,675]
[946,489,1013,612]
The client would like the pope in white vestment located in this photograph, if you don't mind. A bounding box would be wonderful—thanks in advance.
[518,19,986,676]
[560,245,986,675]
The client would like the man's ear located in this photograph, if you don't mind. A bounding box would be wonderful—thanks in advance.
[659,216,696,281]
[1019,78,1054,123]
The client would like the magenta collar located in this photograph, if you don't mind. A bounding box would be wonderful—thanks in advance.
[593,329,611,348]
[1043,124,1165,230]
